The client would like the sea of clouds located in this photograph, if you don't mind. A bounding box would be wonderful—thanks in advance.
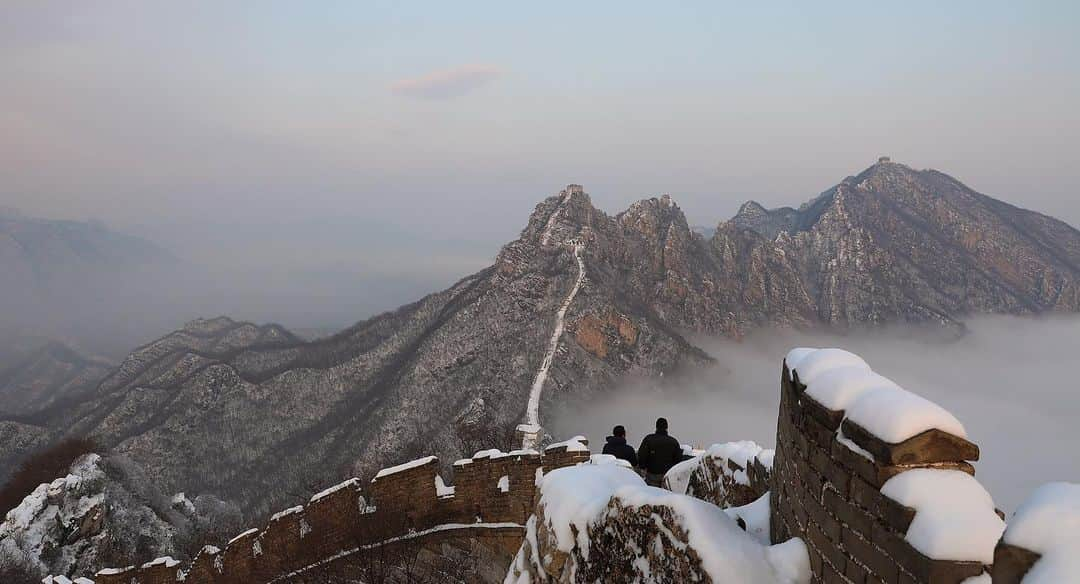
[552,315,1080,512]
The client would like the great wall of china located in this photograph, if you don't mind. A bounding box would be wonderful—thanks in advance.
[51,353,1066,583]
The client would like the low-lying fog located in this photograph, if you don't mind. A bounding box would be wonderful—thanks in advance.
[551,315,1080,513]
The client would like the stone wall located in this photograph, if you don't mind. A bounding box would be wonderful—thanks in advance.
[770,361,990,584]
[90,442,590,584]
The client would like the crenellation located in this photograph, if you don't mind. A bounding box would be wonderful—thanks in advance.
[773,358,998,584]
[84,442,568,583]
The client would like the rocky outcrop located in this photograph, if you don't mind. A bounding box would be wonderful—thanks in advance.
[0,453,236,581]
[664,441,774,509]
[505,458,809,583]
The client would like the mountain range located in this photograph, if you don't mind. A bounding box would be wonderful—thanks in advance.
[2,159,1079,521]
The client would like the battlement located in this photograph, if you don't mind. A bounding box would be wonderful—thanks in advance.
[90,442,590,584]
[564,184,585,196]
[771,348,1003,583]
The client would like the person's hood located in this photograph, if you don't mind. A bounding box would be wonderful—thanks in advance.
[605,435,627,445]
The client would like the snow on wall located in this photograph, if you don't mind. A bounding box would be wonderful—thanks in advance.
[86,439,591,584]
[993,482,1080,583]
[772,350,995,583]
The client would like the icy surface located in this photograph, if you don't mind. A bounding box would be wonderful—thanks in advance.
[880,469,1004,563]
[1002,482,1080,583]
[373,455,437,479]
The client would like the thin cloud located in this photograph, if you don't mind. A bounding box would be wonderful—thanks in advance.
[390,64,504,99]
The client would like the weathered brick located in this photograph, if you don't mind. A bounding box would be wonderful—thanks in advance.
[826,487,874,538]
[808,521,847,574]
[992,543,1041,584]
[842,529,898,583]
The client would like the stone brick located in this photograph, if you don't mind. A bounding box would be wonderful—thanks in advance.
[802,393,845,431]
[992,543,1042,584]
[805,416,837,450]
[841,420,978,466]
[826,487,874,538]
[842,529,898,583]
[808,522,847,574]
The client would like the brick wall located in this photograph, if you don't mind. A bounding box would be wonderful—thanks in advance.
[770,362,990,584]
[91,442,590,584]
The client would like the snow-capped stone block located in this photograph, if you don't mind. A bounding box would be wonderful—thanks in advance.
[309,478,360,503]
[371,455,438,480]
[880,469,1005,564]
[785,347,975,465]
[786,347,868,385]
[544,435,589,453]
[994,482,1080,583]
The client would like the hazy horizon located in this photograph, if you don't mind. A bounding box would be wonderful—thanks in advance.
[4,3,1079,335]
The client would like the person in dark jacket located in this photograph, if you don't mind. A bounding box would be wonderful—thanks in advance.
[637,417,682,487]
[601,425,637,466]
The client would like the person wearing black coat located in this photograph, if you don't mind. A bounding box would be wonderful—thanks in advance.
[601,425,638,466]
[637,417,683,486]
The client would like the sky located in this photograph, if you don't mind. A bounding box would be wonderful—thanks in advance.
[3,1,1079,329]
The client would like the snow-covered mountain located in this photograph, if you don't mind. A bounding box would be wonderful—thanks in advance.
[2,159,1078,533]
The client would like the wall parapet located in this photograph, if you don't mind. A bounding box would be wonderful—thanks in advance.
[770,349,1003,584]
[88,441,590,584]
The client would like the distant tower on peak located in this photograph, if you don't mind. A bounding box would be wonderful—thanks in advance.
[878,156,892,164]
[565,184,584,196]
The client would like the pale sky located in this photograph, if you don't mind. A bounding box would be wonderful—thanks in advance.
[3,1,1079,327]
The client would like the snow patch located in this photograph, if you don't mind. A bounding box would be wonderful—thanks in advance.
[435,475,456,498]
[880,469,1004,563]
[789,347,966,442]
[269,506,302,522]
[227,528,259,545]
[310,478,360,502]
[544,435,589,452]
[1002,482,1080,583]
[373,455,437,479]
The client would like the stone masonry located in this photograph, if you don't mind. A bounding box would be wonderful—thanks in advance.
[88,442,590,584]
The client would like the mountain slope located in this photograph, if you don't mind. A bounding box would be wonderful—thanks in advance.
[3,191,711,516]
[720,160,1080,329]
[2,162,1078,522]
[0,342,113,417]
